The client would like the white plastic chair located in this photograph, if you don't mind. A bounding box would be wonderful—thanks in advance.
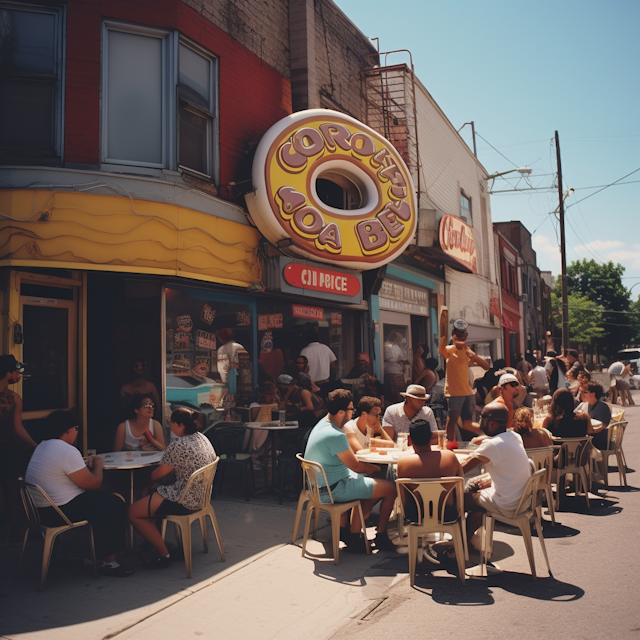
[526,447,556,525]
[396,477,467,586]
[480,468,552,579]
[553,436,592,510]
[599,421,628,487]
[16,479,97,591]
[160,459,225,578]
[292,454,370,565]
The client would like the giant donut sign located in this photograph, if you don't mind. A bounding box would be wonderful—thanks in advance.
[245,109,417,270]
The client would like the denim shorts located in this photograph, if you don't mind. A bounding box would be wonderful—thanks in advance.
[321,469,375,504]
[447,394,475,420]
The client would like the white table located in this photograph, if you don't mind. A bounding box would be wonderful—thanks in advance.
[99,451,163,549]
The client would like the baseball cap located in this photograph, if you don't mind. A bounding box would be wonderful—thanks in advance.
[0,355,25,377]
[498,373,519,387]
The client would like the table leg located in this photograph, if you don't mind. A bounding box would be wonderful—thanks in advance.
[127,469,135,551]
[271,431,278,490]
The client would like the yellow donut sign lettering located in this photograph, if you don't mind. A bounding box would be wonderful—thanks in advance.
[245,109,417,270]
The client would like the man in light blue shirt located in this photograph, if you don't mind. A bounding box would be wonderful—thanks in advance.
[305,389,397,552]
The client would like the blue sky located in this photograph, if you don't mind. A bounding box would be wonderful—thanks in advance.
[334,0,640,293]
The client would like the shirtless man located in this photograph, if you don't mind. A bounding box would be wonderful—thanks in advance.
[493,373,522,429]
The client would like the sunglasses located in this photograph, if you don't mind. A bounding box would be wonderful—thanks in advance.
[504,382,519,388]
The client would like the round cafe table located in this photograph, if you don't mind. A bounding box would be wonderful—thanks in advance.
[99,451,164,549]
[244,421,298,490]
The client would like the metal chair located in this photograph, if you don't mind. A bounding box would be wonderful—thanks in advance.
[526,447,556,525]
[16,479,97,591]
[599,421,628,487]
[396,477,468,586]
[553,436,592,510]
[292,454,370,565]
[160,459,225,578]
[207,425,254,500]
[480,468,552,579]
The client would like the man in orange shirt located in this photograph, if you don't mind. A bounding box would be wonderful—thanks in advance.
[438,311,489,442]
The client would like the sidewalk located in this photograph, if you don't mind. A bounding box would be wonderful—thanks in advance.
[0,487,407,640]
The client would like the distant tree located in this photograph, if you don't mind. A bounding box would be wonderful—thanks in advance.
[630,296,640,346]
[551,292,604,347]
[553,260,631,355]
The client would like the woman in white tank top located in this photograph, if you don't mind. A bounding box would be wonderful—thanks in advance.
[113,394,166,451]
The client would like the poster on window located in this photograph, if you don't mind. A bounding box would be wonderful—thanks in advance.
[196,330,217,350]
[258,313,283,330]
[236,310,251,326]
[192,357,211,378]
[331,312,342,326]
[177,314,193,331]
[171,353,192,376]
[200,303,215,325]
[173,331,191,350]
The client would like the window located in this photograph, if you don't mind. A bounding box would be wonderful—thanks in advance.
[460,191,472,224]
[0,4,64,163]
[500,255,518,297]
[102,22,218,181]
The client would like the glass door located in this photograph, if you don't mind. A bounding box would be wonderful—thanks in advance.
[380,310,411,405]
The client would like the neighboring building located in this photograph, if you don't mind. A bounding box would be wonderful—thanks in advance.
[0,0,384,448]
[494,221,545,359]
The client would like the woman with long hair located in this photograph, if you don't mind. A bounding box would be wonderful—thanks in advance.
[128,407,216,568]
[113,394,166,451]
[542,388,589,438]
[512,407,553,448]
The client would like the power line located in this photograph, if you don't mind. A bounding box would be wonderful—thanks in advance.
[567,167,640,207]
[475,131,520,169]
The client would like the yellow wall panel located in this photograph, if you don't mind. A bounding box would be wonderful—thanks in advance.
[0,190,261,287]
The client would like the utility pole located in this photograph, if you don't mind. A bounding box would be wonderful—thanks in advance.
[555,130,570,353]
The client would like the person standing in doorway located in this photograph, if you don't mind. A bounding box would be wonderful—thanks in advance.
[0,355,36,541]
[300,326,337,397]
[438,311,489,442]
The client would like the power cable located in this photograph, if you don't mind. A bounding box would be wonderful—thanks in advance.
[567,167,640,208]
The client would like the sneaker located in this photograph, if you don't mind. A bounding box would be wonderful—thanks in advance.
[374,533,397,552]
[143,555,173,569]
[98,563,134,577]
[342,532,369,554]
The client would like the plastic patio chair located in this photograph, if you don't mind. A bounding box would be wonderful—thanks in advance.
[480,467,552,579]
[160,459,225,578]
[599,421,628,487]
[208,425,254,500]
[16,479,98,591]
[396,477,468,586]
[526,447,556,526]
[292,454,371,565]
[553,436,592,511]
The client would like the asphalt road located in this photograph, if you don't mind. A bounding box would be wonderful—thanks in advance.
[331,394,640,640]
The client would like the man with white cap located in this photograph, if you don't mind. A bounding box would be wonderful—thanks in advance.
[494,373,522,429]
[438,311,490,442]
[381,384,437,443]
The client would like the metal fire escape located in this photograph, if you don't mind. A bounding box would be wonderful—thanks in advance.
[363,50,420,201]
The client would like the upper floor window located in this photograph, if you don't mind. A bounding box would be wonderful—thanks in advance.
[0,4,64,163]
[102,22,218,182]
[460,191,472,224]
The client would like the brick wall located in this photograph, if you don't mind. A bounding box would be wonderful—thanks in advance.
[64,0,292,191]
[313,0,376,119]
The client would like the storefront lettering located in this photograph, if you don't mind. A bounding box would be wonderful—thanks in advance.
[284,262,361,296]
[438,214,477,274]
[248,110,417,270]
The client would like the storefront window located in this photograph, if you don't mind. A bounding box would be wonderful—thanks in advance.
[382,322,411,404]
[165,286,255,410]
[255,300,361,383]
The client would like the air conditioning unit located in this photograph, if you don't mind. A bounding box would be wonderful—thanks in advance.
[521,293,528,303]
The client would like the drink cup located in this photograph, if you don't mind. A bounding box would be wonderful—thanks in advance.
[435,430,446,450]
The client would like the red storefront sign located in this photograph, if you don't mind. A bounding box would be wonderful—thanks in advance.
[439,214,477,273]
[501,308,520,331]
[292,304,324,320]
[283,263,360,297]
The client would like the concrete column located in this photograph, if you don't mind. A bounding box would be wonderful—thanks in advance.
[289,0,318,111]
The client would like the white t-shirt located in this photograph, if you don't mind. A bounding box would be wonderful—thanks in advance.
[25,439,86,508]
[382,402,437,436]
[300,342,337,382]
[344,418,368,448]
[531,366,548,389]
[472,431,532,510]
[545,360,567,389]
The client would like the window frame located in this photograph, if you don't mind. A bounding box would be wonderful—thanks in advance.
[101,21,219,183]
[460,191,472,225]
[177,38,219,182]
[0,2,65,164]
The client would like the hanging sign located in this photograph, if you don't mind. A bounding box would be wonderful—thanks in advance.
[438,214,477,273]
[246,109,417,270]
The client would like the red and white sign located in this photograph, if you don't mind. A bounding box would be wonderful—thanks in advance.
[292,304,324,320]
[439,214,477,273]
[283,263,361,297]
